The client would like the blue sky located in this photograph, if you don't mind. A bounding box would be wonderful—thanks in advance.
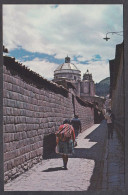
[8,47,101,65]
[3,4,123,82]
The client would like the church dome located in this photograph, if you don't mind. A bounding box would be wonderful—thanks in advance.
[54,56,81,82]
[54,56,81,74]
[55,62,79,72]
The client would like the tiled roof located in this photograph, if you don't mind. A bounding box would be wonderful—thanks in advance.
[3,56,69,97]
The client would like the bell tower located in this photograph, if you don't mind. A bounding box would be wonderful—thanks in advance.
[80,69,95,97]
[83,69,92,81]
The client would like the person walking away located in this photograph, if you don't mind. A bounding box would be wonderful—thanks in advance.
[110,110,115,131]
[55,119,75,170]
[71,115,81,138]
[105,109,114,139]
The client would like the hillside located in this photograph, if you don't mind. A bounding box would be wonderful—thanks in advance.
[95,77,110,97]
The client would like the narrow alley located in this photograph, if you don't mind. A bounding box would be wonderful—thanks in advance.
[4,120,124,191]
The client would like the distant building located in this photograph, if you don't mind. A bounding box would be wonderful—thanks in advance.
[80,69,95,99]
[53,56,95,100]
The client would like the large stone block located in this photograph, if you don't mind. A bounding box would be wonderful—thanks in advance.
[37,141,43,148]
[30,91,35,98]
[4,82,13,91]
[3,73,8,82]
[6,116,15,124]
[30,150,37,158]
[33,124,39,129]
[4,151,15,161]
[39,106,44,112]
[7,161,13,170]
[37,100,42,106]
[19,109,26,116]
[37,129,43,135]
[4,163,8,173]
[29,137,35,144]
[35,112,40,118]
[14,157,23,167]
[15,124,23,132]
[3,98,8,106]
[14,132,22,141]
[48,122,54,128]
[16,140,24,149]
[26,131,32,138]
[39,123,44,128]
[24,153,30,161]
[26,124,33,131]
[5,124,15,133]
[36,147,43,156]
[12,108,20,116]
[3,89,10,99]
[22,132,27,139]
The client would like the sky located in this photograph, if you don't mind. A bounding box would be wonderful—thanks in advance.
[3,4,123,83]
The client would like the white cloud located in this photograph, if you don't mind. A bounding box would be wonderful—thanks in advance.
[77,60,109,83]
[3,4,123,81]
[23,58,58,80]
[22,55,29,58]
[23,57,109,83]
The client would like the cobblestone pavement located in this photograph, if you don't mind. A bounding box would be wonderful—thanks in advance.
[4,121,124,191]
[102,128,125,191]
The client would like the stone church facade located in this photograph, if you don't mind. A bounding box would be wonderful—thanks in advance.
[53,56,95,101]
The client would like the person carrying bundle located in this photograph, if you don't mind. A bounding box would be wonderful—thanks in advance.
[55,119,75,170]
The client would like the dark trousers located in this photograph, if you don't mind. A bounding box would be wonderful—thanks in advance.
[74,129,78,138]
[107,123,113,139]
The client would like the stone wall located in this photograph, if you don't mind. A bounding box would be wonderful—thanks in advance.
[74,97,94,130]
[3,57,94,182]
[109,42,124,147]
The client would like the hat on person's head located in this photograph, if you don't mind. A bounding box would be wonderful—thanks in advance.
[74,115,78,118]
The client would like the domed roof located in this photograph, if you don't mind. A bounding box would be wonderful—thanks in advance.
[54,56,81,74]
[55,62,80,71]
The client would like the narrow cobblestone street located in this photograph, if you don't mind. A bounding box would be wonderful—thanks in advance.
[4,121,124,191]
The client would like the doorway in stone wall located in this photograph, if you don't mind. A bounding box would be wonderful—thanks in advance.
[43,133,56,159]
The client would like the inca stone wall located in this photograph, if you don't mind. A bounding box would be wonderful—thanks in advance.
[3,58,94,183]
[74,98,94,131]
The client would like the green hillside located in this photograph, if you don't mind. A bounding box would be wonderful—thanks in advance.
[95,77,110,97]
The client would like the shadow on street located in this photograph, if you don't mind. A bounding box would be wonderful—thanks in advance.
[42,166,65,172]
[45,120,107,190]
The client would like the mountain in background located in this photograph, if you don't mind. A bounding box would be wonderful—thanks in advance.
[95,77,110,97]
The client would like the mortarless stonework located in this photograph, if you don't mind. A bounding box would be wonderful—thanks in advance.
[3,59,94,183]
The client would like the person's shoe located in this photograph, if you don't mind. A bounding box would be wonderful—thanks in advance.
[64,166,68,170]
[64,163,68,170]
[63,159,65,167]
